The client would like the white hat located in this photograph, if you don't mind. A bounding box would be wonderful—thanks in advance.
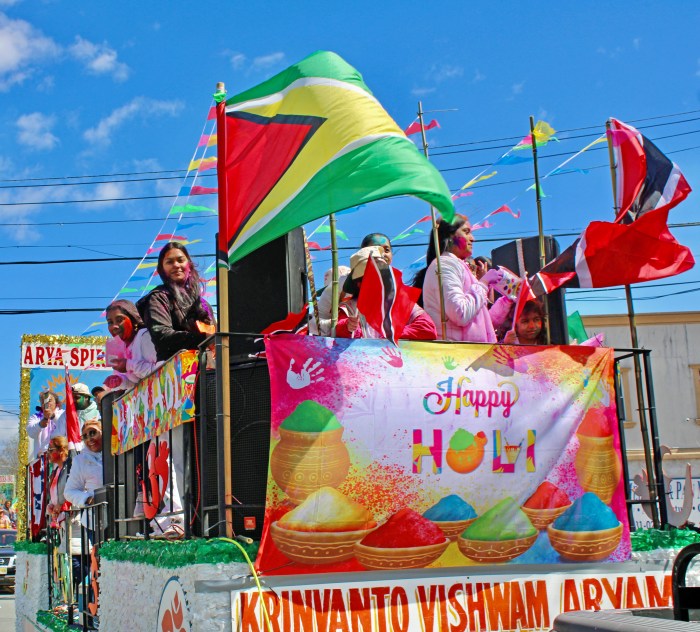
[72,383,92,398]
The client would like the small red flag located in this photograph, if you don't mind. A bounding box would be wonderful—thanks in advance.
[404,119,440,136]
[64,368,82,451]
[260,305,309,335]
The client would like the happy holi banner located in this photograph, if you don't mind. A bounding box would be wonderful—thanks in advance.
[257,336,630,575]
[111,350,198,455]
[233,569,672,632]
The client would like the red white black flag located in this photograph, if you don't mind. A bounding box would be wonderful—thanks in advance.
[609,118,691,223]
[357,257,421,344]
[530,119,693,297]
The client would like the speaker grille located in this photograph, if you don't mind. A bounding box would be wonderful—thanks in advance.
[199,363,271,539]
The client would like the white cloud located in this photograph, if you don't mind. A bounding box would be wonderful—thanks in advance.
[251,52,285,70]
[512,81,525,96]
[411,86,436,97]
[633,37,641,50]
[83,97,183,146]
[68,35,130,82]
[230,53,246,70]
[16,112,58,150]
[0,12,59,91]
[472,69,486,83]
[431,64,463,84]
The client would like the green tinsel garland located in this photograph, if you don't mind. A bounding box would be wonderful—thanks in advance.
[14,540,48,555]
[631,527,700,552]
[36,610,71,632]
[99,537,259,569]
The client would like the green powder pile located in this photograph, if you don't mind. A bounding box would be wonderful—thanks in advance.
[280,400,342,432]
[462,497,536,541]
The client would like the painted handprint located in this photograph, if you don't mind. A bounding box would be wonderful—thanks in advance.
[286,357,325,390]
[442,356,458,370]
[381,346,403,368]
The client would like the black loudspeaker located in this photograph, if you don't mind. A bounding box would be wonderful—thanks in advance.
[219,228,307,358]
[491,235,569,345]
[200,362,271,540]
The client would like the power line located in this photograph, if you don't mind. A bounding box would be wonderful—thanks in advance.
[0,107,697,190]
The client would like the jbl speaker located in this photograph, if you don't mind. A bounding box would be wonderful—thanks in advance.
[491,235,569,345]
[219,228,307,358]
[199,362,271,540]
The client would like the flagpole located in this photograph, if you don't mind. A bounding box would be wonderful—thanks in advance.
[215,81,234,539]
[418,100,447,340]
[329,213,339,336]
[529,116,551,344]
[605,119,661,528]
[302,228,320,333]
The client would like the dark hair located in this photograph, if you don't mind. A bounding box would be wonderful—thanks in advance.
[40,390,62,408]
[105,300,145,330]
[157,242,202,286]
[474,255,492,267]
[411,215,468,295]
[361,233,392,249]
[497,300,547,344]
[156,241,213,323]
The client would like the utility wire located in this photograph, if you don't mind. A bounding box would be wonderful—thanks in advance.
[0,108,698,188]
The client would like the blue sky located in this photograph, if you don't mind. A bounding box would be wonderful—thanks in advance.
[1,1,699,441]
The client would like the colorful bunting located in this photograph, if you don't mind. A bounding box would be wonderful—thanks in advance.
[451,191,474,200]
[155,233,187,241]
[188,156,217,172]
[207,106,216,120]
[198,134,217,147]
[471,220,493,231]
[315,225,348,240]
[393,228,425,241]
[490,204,520,219]
[170,204,216,215]
[495,155,532,165]
[513,120,557,151]
[461,171,497,190]
[307,241,331,251]
[137,262,158,270]
[404,119,440,136]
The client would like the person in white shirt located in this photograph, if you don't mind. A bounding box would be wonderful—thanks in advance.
[27,391,65,459]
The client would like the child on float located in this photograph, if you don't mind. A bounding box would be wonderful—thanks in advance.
[335,246,437,340]
[94,299,163,400]
[501,300,547,345]
[98,299,183,538]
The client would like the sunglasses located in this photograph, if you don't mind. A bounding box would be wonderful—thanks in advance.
[81,429,100,441]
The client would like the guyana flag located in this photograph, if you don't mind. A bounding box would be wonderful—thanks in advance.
[216,50,455,264]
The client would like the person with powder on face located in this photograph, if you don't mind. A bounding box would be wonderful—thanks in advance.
[27,391,66,459]
[413,215,512,342]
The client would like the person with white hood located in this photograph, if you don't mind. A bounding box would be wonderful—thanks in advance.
[27,391,65,459]
[64,418,103,511]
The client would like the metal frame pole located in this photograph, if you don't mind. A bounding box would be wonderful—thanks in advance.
[605,119,660,527]
[417,100,448,340]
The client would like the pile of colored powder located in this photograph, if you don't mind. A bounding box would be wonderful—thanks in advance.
[553,492,619,531]
[423,494,477,521]
[461,497,536,541]
[577,408,611,437]
[361,509,445,548]
[449,429,476,450]
[523,481,571,510]
[278,487,375,532]
[280,400,342,432]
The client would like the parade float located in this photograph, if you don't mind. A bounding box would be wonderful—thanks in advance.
[14,51,700,631]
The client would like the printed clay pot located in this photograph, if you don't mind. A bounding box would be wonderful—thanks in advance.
[574,434,621,505]
[270,428,350,504]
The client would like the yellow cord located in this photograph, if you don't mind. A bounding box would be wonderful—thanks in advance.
[217,538,272,632]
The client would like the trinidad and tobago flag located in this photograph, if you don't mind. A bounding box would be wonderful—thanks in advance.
[216,51,454,267]
[530,119,693,297]
[357,257,421,344]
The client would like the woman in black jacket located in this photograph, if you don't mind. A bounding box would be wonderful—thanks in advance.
[137,242,215,361]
